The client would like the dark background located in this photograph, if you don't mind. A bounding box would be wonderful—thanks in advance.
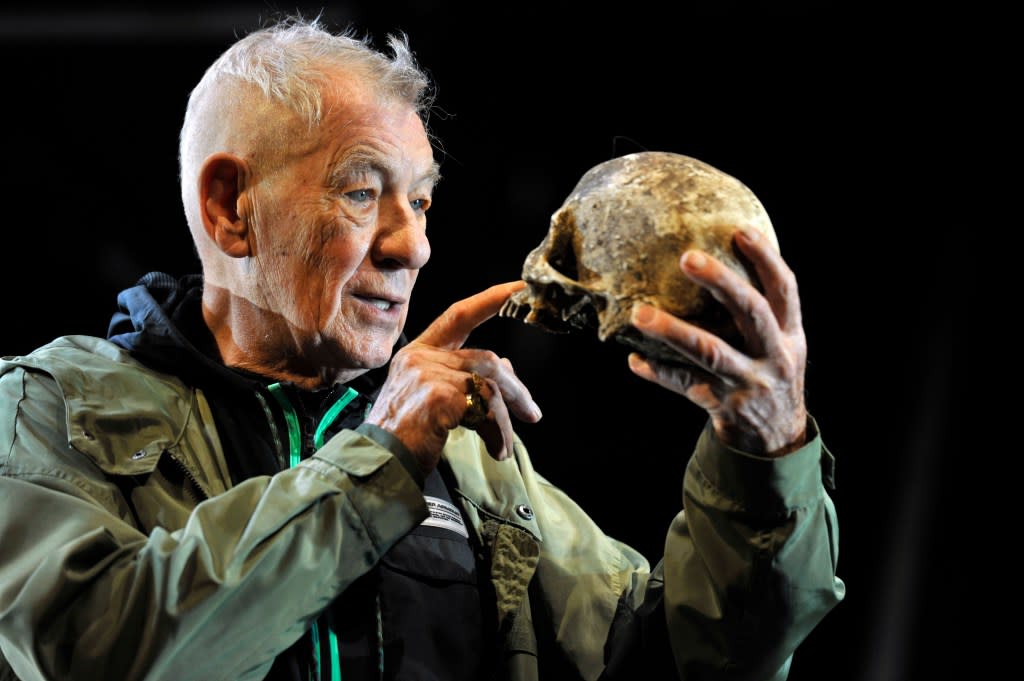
[1,3,954,680]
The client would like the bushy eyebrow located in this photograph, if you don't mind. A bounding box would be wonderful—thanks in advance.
[420,162,442,191]
[329,148,440,192]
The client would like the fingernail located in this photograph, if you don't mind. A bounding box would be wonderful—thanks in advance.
[740,228,760,242]
[532,403,543,420]
[631,304,654,325]
[682,251,706,270]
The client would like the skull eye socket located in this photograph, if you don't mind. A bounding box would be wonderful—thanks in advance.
[549,240,579,281]
[545,209,581,281]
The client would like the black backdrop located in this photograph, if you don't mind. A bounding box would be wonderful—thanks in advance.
[1,3,954,680]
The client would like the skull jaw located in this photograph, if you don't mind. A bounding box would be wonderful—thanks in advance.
[499,286,599,334]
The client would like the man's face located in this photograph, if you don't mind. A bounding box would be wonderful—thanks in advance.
[245,78,437,377]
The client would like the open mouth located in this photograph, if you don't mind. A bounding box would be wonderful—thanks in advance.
[353,294,400,311]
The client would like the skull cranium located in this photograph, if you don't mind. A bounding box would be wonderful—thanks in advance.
[499,151,779,366]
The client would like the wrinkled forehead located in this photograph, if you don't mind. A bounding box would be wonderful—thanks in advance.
[257,75,425,161]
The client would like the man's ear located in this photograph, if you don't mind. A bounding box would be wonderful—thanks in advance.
[198,153,251,258]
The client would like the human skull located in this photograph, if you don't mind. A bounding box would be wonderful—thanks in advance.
[499,151,779,366]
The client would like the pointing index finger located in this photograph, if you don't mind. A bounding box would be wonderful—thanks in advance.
[415,281,526,350]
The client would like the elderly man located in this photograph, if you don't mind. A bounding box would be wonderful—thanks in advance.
[0,17,843,681]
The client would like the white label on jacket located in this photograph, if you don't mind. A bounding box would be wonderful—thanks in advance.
[421,496,469,538]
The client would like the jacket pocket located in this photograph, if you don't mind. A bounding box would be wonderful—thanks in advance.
[373,527,490,680]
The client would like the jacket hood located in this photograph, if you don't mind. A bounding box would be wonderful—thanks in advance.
[106,271,399,397]
[107,272,259,392]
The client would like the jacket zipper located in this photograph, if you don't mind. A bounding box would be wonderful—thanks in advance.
[171,454,209,502]
[264,382,365,681]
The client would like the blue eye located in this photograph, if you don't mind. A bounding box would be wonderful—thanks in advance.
[411,197,430,212]
[346,189,375,203]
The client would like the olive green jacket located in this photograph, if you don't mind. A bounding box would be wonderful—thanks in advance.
[0,336,844,681]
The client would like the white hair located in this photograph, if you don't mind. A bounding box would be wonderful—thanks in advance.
[179,15,434,208]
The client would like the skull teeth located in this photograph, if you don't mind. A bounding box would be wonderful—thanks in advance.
[498,298,527,320]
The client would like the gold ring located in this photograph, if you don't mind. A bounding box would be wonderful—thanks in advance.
[460,372,489,428]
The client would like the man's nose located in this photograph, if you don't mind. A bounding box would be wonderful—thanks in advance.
[373,198,431,270]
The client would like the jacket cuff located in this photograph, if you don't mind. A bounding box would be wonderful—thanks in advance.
[305,429,427,550]
[355,422,425,489]
[690,414,835,512]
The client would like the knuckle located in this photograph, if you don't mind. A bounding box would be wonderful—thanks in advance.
[750,311,771,341]
[744,294,770,321]
[442,303,469,328]
[780,269,800,300]
[389,351,413,373]
[399,351,429,374]
[478,349,501,366]
[697,336,722,372]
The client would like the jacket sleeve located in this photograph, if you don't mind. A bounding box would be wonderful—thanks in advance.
[0,366,427,681]
[605,416,845,680]
[513,412,843,681]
